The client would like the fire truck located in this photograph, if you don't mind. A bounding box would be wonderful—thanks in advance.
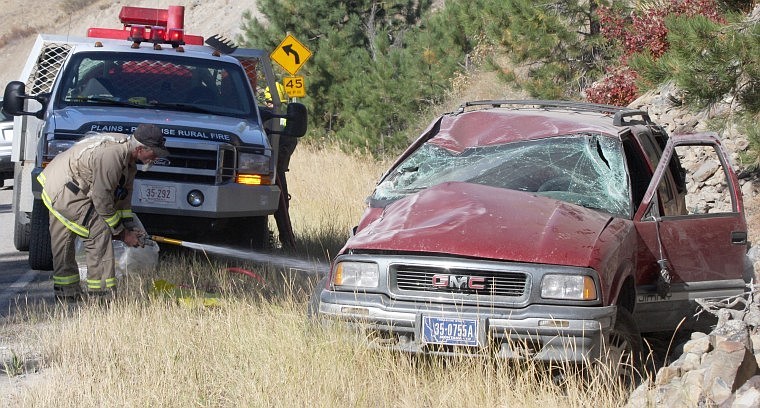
[3,5,307,270]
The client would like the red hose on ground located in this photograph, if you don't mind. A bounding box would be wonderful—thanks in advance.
[226,267,266,285]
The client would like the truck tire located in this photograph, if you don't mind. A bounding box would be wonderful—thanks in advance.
[13,205,30,251]
[606,307,643,385]
[29,199,54,271]
[307,276,328,320]
[224,216,269,250]
[12,167,30,251]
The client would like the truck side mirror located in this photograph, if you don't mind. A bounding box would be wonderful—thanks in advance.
[283,102,307,138]
[3,81,26,115]
[3,81,47,119]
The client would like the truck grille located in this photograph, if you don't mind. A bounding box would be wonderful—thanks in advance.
[392,264,528,297]
[137,144,237,185]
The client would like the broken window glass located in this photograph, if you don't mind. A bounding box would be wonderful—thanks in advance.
[373,134,632,217]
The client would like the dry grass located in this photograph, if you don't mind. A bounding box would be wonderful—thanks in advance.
[284,143,390,261]
[3,292,632,407]
[0,146,634,407]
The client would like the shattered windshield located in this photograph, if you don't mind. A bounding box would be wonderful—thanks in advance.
[373,134,632,217]
[56,52,255,118]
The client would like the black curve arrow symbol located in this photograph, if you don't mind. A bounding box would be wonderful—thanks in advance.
[282,44,301,64]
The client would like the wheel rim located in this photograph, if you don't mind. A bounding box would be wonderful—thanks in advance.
[608,330,637,385]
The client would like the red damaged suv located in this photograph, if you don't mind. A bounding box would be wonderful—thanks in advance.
[310,100,749,362]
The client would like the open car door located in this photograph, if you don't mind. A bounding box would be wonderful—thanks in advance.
[633,132,748,332]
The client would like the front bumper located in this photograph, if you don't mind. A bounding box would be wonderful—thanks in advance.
[131,179,280,218]
[318,291,616,362]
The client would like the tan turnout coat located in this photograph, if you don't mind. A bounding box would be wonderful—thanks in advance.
[39,133,137,237]
[39,133,139,291]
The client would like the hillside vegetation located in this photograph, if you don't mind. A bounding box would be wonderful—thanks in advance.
[241,0,758,161]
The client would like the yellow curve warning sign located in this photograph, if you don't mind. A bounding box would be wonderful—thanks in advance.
[271,34,312,75]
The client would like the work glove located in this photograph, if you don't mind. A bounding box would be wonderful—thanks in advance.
[117,229,143,248]
[136,230,150,248]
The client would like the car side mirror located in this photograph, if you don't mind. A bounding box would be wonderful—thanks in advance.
[3,81,47,119]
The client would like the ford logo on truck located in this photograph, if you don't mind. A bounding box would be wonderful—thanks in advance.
[152,158,171,166]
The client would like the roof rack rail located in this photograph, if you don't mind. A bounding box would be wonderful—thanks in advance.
[457,99,652,127]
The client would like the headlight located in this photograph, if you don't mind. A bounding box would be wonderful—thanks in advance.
[238,152,270,174]
[332,261,379,289]
[45,139,75,158]
[541,274,597,300]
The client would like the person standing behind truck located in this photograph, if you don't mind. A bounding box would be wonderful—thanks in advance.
[262,82,299,247]
[38,124,169,301]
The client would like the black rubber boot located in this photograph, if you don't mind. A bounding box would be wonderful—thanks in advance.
[85,288,117,304]
[53,284,83,303]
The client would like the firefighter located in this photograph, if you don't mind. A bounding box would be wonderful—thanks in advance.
[263,82,298,247]
[38,124,169,301]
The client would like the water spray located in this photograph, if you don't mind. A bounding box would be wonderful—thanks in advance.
[148,235,330,275]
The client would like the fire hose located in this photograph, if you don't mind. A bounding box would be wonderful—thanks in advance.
[146,235,267,285]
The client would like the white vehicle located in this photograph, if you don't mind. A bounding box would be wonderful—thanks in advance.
[0,100,12,186]
[3,5,307,270]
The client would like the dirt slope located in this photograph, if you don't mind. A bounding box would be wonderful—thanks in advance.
[0,0,260,87]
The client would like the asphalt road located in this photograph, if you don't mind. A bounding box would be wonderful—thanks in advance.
[0,181,54,317]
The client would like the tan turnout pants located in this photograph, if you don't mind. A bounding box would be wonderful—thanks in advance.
[50,206,116,292]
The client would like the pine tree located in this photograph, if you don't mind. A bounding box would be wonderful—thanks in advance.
[495,0,611,99]
[629,11,759,112]
[239,1,437,153]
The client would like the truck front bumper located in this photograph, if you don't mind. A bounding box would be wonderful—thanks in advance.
[317,291,616,362]
[131,179,280,218]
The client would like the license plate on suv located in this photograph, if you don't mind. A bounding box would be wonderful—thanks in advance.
[139,185,176,203]
[422,316,479,346]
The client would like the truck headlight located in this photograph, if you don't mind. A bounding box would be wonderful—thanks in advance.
[44,139,75,162]
[541,274,597,300]
[332,261,379,289]
[237,152,272,185]
[238,152,270,174]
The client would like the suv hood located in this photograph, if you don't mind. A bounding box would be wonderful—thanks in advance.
[49,106,267,146]
[346,182,616,267]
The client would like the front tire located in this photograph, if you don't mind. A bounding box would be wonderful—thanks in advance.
[29,199,53,271]
[307,276,328,320]
[12,165,30,251]
[222,216,269,250]
[606,307,644,386]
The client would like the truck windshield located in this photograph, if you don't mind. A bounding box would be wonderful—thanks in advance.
[373,134,632,218]
[56,52,255,118]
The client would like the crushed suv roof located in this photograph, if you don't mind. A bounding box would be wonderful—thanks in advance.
[429,100,653,152]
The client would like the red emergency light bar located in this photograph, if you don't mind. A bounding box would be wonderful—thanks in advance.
[87,5,204,46]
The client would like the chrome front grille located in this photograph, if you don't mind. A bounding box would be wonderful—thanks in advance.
[392,264,528,297]
[136,143,237,185]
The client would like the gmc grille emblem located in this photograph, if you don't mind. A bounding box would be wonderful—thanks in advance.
[431,274,485,290]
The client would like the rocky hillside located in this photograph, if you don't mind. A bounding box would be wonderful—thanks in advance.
[630,82,760,254]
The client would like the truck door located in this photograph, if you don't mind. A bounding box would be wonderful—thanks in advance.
[633,133,747,332]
